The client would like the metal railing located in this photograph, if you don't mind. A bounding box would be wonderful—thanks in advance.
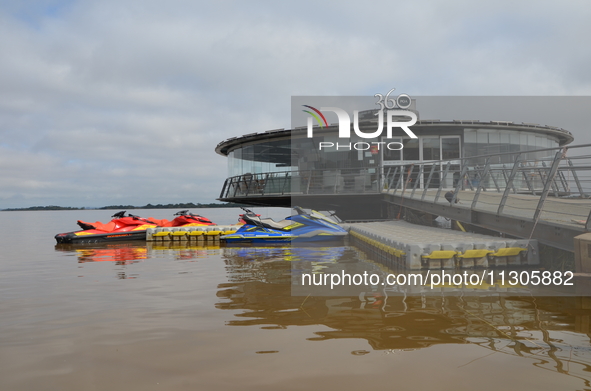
[382,144,591,235]
[219,168,381,199]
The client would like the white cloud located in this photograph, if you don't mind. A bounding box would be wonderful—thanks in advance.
[1,0,590,208]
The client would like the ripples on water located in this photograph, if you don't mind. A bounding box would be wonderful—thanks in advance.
[1,209,591,390]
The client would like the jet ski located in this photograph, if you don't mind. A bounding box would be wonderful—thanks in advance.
[221,207,348,244]
[55,210,216,244]
[55,211,160,244]
[163,210,216,227]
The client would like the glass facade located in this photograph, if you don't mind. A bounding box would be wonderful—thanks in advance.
[217,121,572,202]
[224,126,562,178]
[422,137,441,160]
[463,128,558,164]
[382,136,460,163]
[227,139,292,177]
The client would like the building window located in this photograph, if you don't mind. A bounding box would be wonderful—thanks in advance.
[422,137,441,160]
[383,138,402,161]
[403,138,420,161]
[441,137,460,160]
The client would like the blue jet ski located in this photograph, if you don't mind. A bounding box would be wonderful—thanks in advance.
[221,207,348,244]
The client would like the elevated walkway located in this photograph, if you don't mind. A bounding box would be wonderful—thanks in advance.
[383,189,590,252]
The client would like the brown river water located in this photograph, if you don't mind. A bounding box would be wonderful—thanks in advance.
[1,208,591,390]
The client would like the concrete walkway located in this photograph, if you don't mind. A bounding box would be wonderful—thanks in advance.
[383,189,591,251]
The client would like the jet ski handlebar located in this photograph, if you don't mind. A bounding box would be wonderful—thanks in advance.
[111,211,126,219]
[293,206,307,215]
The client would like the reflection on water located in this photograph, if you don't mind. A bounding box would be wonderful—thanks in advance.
[56,241,222,263]
[55,242,222,278]
[217,245,591,387]
[51,241,591,388]
[56,243,149,265]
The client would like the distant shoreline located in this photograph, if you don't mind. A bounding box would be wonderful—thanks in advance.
[1,202,248,211]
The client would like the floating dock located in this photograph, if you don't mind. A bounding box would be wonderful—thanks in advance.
[146,225,238,242]
[343,220,539,270]
[147,221,539,270]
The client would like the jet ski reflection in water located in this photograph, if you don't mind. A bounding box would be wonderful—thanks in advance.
[221,207,348,244]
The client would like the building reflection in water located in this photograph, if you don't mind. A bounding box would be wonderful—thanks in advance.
[217,245,591,387]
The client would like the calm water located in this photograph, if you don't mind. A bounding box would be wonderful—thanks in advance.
[1,208,591,390]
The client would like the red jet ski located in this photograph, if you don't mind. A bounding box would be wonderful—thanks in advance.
[55,210,215,244]
[161,210,215,227]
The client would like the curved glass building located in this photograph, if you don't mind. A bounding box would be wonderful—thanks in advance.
[215,104,574,219]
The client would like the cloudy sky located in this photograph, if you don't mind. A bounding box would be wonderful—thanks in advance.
[1,0,590,208]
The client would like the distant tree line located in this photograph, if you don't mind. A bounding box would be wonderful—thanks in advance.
[1,205,83,211]
[2,202,248,211]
